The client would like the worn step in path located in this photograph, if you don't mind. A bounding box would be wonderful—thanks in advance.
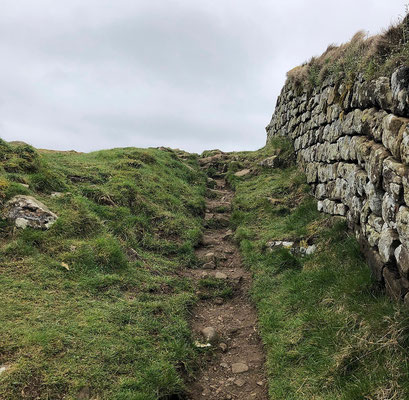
[186,176,268,399]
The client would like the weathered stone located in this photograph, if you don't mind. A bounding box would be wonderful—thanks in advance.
[201,327,219,344]
[202,261,216,270]
[396,206,409,243]
[382,114,407,160]
[258,155,280,168]
[366,144,391,186]
[382,192,399,229]
[400,126,409,165]
[378,227,400,263]
[395,245,409,279]
[215,272,227,280]
[231,362,249,374]
[382,157,407,200]
[364,182,384,217]
[3,195,58,229]
[391,66,409,115]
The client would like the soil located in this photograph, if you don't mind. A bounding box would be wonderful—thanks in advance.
[185,176,268,400]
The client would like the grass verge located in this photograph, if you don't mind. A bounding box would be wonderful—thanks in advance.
[230,141,409,399]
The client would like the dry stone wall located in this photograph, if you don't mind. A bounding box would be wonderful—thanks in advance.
[266,66,409,301]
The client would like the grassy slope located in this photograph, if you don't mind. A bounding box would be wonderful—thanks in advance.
[229,139,409,400]
[0,141,206,399]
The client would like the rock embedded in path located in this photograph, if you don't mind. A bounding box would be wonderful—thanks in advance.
[231,362,249,374]
[234,378,246,387]
[201,327,219,344]
[215,272,228,280]
[202,261,216,270]
[222,230,234,241]
[3,195,58,229]
[204,252,215,261]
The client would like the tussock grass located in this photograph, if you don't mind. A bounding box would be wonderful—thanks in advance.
[287,11,409,91]
[0,144,206,399]
[232,141,409,399]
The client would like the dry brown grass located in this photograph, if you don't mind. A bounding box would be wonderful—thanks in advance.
[287,13,409,91]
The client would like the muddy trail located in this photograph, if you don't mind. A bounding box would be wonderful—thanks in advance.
[185,158,268,399]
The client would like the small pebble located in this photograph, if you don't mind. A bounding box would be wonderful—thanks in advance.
[219,342,228,352]
[234,378,245,387]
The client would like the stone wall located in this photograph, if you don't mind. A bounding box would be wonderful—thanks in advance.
[266,66,409,301]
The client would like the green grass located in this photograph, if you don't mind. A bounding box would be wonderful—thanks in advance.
[0,141,207,399]
[231,141,409,399]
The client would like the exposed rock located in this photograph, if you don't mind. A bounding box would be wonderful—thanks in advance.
[202,261,216,270]
[3,195,57,229]
[258,155,279,168]
[395,245,409,279]
[201,327,219,344]
[231,362,249,374]
[234,169,251,177]
[378,228,400,263]
[267,240,294,250]
[215,272,228,280]
[391,66,409,115]
[219,342,228,352]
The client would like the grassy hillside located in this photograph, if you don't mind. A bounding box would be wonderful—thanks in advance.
[0,140,206,399]
[228,140,409,399]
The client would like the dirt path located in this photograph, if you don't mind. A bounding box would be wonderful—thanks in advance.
[185,174,268,399]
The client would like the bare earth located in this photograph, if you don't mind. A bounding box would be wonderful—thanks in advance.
[185,177,268,400]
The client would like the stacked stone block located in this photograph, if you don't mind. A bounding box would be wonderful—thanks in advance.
[266,67,409,301]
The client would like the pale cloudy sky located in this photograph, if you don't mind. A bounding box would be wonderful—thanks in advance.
[0,1,406,153]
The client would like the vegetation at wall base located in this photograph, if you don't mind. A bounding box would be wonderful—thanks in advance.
[230,140,409,399]
[0,140,207,400]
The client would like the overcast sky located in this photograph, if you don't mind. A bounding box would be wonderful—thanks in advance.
[0,1,406,153]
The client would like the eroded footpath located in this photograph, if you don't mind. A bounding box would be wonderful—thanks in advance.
[185,166,268,399]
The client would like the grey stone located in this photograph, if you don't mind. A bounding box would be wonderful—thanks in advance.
[215,272,228,280]
[231,362,249,374]
[3,195,58,229]
[396,206,409,243]
[395,245,409,279]
[378,228,400,263]
[201,327,219,344]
